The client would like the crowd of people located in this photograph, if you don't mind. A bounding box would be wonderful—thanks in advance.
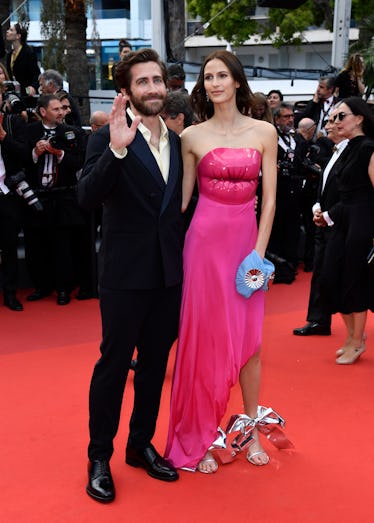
[0,24,373,502]
[0,23,97,310]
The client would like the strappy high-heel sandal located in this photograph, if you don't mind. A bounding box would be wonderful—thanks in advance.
[247,449,270,466]
[197,452,218,474]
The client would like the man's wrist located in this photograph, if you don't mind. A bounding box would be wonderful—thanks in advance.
[109,143,128,159]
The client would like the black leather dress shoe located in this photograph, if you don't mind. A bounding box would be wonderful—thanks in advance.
[26,289,51,301]
[293,322,331,336]
[3,294,23,311]
[86,460,115,503]
[57,291,70,305]
[126,444,179,482]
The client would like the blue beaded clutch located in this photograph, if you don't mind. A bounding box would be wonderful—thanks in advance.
[236,249,275,299]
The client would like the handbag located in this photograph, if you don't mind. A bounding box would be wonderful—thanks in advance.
[236,249,275,299]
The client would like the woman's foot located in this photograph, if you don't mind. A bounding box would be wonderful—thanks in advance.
[336,333,366,357]
[197,451,218,474]
[246,428,269,466]
[336,344,366,365]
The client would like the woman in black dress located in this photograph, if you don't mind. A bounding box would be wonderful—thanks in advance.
[320,97,374,364]
[334,54,365,100]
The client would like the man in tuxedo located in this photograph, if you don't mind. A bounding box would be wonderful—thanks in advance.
[294,76,337,137]
[267,103,303,284]
[78,48,184,503]
[293,107,348,336]
[24,94,86,305]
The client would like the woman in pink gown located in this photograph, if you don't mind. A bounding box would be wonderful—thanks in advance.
[165,51,277,473]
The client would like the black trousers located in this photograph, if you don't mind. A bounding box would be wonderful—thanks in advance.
[88,284,182,461]
[0,193,23,293]
[306,226,332,327]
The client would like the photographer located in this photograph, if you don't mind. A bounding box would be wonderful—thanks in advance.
[295,118,333,271]
[266,103,304,283]
[24,94,86,305]
[0,84,31,311]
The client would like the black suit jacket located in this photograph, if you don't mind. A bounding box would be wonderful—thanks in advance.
[24,121,86,227]
[78,121,184,290]
[1,114,29,178]
[294,97,338,128]
[316,144,347,218]
[26,121,85,189]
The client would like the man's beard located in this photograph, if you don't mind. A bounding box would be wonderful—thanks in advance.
[130,93,166,116]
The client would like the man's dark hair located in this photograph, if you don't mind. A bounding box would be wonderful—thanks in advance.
[115,48,168,92]
[163,91,195,128]
[273,102,294,119]
[36,94,59,115]
[167,63,185,81]
[319,75,336,91]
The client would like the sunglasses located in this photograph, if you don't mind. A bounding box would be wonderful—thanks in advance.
[332,111,354,122]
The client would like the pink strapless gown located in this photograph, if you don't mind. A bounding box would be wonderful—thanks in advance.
[165,147,265,470]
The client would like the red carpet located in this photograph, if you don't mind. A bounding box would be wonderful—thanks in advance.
[1,275,374,522]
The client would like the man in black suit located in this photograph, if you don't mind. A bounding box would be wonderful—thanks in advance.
[294,76,337,137]
[293,107,348,336]
[24,94,86,305]
[78,49,184,503]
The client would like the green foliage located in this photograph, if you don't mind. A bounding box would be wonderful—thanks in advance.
[186,0,374,48]
[188,0,257,46]
[41,0,65,72]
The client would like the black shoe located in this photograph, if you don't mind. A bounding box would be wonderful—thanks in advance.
[86,460,115,503]
[57,291,70,305]
[3,293,23,311]
[26,289,51,301]
[126,444,179,482]
[293,322,331,336]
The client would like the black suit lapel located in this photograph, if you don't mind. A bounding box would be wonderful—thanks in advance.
[130,130,167,193]
[161,131,179,214]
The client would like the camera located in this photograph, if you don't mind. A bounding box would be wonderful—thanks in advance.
[5,171,43,212]
[48,129,78,151]
[302,157,322,177]
[278,148,295,177]
[302,144,322,177]
[2,81,26,115]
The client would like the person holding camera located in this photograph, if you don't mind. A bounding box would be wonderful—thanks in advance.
[295,117,333,271]
[265,102,303,283]
[0,86,31,311]
[24,94,86,305]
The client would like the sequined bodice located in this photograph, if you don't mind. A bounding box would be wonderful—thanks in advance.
[197,147,261,205]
